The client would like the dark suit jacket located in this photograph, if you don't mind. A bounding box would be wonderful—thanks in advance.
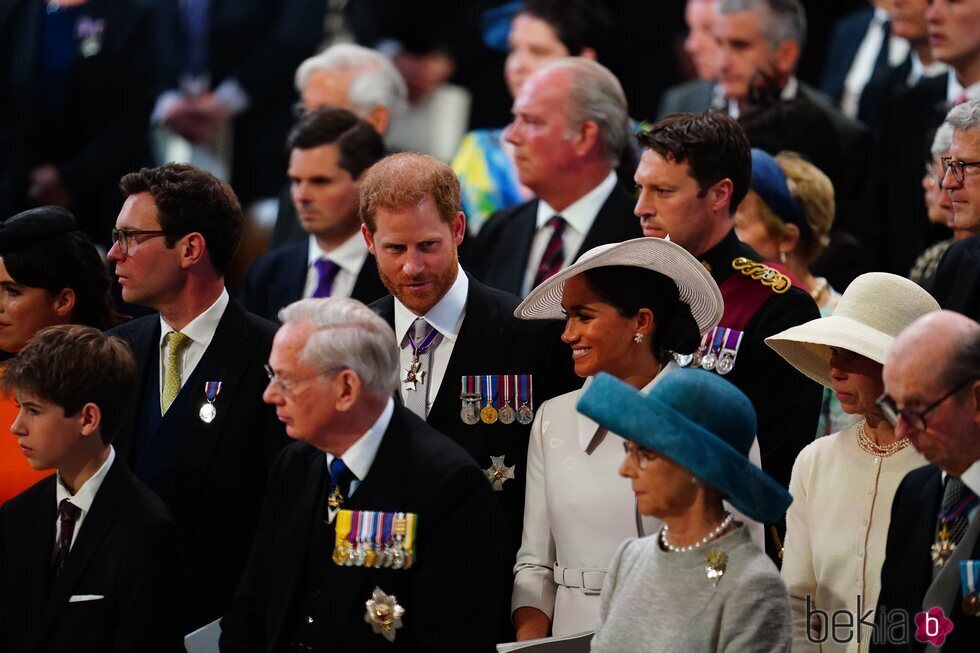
[0,457,180,652]
[872,74,952,273]
[156,0,324,202]
[657,78,719,117]
[931,235,980,321]
[465,183,642,297]
[242,240,388,322]
[0,0,158,244]
[370,277,581,638]
[818,7,889,106]
[107,297,288,631]
[220,405,506,652]
[873,465,980,653]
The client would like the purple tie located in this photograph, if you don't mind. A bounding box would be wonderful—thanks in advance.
[312,259,341,298]
[533,215,566,289]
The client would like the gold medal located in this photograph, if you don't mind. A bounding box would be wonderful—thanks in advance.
[327,488,344,510]
[364,546,378,568]
[705,549,728,586]
[480,404,498,424]
[931,523,956,567]
[333,541,350,566]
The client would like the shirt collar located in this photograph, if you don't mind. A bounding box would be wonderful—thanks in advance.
[534,171,618,234]
[947,74,980,103]
[393,265,468,345]
[909,53,949,85]
[159,288,229,350]
[326,397,394,484]
[959,458,980,497]
[307,232,369,275]
[56,446,116,509]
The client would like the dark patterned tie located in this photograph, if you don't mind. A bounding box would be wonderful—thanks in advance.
[328,457,355,509]
[52,499,81,579]
[533,215,566,289]
[939,476,975,547]
[312,259,341,298]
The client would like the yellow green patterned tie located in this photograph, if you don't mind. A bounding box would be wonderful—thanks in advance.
[161,331,191,415]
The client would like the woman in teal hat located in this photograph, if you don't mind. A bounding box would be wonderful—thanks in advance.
[578,369,793,652]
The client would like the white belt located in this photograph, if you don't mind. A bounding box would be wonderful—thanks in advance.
[553,563,606,594]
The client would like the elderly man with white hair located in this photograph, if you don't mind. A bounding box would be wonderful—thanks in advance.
[270,43,408,249]
[466,57,642,298]
[931,99,980,321]
[873,311,980,653]
[220,297,504,652]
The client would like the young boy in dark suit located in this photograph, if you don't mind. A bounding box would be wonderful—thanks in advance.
[0,325,181,652]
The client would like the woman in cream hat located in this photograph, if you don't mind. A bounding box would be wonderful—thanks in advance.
[578,370,793,653]
[509,237,724,641]
[765,272,939,653]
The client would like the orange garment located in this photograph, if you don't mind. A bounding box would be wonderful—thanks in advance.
[0,391,52,504]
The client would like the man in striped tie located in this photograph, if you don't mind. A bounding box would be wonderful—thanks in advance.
[467,57,642,298]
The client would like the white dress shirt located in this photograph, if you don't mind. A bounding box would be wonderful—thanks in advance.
[54,446,116,551]
[840,8,909,119]
[947,75,980,105]
[522,172,618,297]
[324,398,394,523]
[159,288,229,393]
[302,232,370,300]
[393,266,468,414]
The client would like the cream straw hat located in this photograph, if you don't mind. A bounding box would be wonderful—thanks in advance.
[765,272,940,389]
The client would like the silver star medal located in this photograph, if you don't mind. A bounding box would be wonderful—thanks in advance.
[364,587,405,642]
[484,455,516,491]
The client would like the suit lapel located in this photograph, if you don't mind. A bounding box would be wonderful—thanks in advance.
[351,253,387,304]
[34,462,129,645]
[114,317,161,463]
[271,242,308,310]
[169,299,253,525]
[574,185,637,261]
[22,479,57,647]
[429,279,506,423]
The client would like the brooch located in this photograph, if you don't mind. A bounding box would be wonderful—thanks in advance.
[364,587,405,642]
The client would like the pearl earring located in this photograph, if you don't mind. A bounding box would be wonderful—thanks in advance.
[690,475,699,486]
[633,332,645,344]
[779,251,787,264]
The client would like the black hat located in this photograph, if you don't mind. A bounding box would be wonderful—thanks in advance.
[0,206,77,251]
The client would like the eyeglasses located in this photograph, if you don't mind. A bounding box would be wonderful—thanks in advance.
[876,376,978,431]
[110,228,173,256]
[264,363,335,398]
[622,441,657,470]
[941,156,980,183]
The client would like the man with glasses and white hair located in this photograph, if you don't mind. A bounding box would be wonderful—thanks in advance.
[106,163,286,633]
[873,311,980,653]
[467,57,642,298]
[270,43,409,249]
[931,99,980,321]
[221,297,504,651]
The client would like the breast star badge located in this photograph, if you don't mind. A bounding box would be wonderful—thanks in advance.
[364,587,405,642]
[484,455,516,491]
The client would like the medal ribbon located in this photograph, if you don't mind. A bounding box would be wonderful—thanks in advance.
[348,510,360,551]
[484,374,496,409]
[502,375,511,408]
[373,511,384,553]
[962,560,979,598]
[404,513,418,559]
[938,491,980,524]
[725,329,743,353]
[519,374,533,410]
[408,325,439,356]
[710,328,726,356]
[359,510,372,555]
[383,511,394,551]
[335,510,352,551]
[698,328,713,356]
[204,381,222,401]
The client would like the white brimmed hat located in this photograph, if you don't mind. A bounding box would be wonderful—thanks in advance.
[514,237,724,336]
[765,272,940,389]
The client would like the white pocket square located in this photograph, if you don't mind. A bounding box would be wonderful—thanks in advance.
[68,594,104,603]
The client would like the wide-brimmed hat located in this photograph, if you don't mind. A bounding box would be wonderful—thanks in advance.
[577,370,792,524]
[765,272,940,390]
[514,237,724,336]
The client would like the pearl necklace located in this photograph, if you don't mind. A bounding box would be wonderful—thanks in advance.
[857,419,912,457]
[660,512,735,553]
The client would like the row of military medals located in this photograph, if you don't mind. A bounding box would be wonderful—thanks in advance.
[674,326,743,375]
[460,374,534,425]
[333,509,418,570]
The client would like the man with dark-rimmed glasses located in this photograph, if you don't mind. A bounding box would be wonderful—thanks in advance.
[933,99,980,322]
[105,162,288,634]
[872,310,980,653]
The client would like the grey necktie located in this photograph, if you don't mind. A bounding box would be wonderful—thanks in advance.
[404,318,435,419]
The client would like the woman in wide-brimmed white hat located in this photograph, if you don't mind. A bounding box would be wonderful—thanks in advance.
[766,272,939,653]
[509,237,725,640]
